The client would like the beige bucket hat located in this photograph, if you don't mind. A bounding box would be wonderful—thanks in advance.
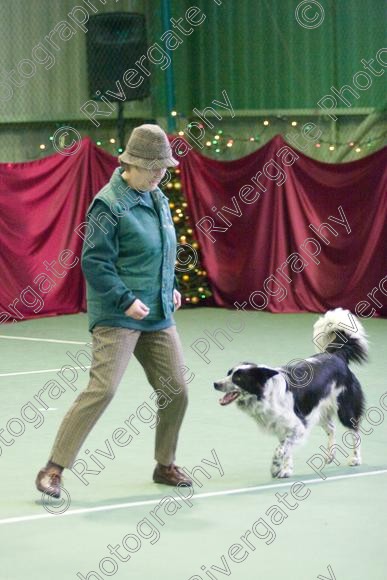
[118,124,178,169]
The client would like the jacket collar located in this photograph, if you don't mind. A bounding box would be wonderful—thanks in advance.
[111,167,168,210]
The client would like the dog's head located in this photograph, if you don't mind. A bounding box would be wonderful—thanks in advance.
[214,363,279,406]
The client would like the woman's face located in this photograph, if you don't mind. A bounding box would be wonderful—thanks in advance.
[123,165,167,192]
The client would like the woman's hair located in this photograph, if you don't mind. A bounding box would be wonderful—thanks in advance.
[120,161,132,171]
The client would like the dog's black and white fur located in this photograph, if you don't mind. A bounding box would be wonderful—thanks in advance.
[214,309,367,478]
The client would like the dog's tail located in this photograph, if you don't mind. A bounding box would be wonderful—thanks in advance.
[312,308,368,364]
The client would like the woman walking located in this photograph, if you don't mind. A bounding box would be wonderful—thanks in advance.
[35,124,192,497]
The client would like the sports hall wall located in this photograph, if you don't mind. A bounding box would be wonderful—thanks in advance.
[0,0,385,163]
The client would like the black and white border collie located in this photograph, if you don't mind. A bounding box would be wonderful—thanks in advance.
[214,309,367,478]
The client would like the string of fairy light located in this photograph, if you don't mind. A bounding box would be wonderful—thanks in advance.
[168,112,386,155]
[36,114,385,156]
[198,127,386,154]
[37,135,125,153]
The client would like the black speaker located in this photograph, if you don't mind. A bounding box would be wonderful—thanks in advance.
[86,12,150,101]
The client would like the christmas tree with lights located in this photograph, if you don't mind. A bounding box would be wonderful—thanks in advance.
[162,167,212,306]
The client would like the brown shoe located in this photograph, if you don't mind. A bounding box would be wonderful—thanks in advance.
[35,467,62,498]
[153,463,192,487]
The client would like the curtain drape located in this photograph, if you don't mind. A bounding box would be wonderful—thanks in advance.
[0,135,386,324]
[180,135,387,316]
[0,138,116,323]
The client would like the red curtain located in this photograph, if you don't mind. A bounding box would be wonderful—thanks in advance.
[180,135,387,317]
[0,135,386,324]
[0,138,116,323]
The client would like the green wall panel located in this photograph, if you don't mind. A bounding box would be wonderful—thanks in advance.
[166,0,386,115]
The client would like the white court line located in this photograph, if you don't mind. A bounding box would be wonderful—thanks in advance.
[0,366,91,377]
[0,335,86,345]
[1,468,386,526]
[0,335,90,377]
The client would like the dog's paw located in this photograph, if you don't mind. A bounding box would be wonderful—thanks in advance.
[276,468,293,479]
[271,463,283,478]
[348,456,361,467]
[324,453,336,464]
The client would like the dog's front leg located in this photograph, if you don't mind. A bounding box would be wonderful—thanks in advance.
[271,441,287,478]
[271,427,304,478]
[272,444,294,479]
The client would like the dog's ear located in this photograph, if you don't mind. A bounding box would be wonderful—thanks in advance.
[236,366,279,399]
[252,366,279,385]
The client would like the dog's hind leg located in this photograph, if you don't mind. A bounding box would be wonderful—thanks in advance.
[337,377,364,466]
[346,430,362,466]
[321,417,337,464]
[337,412,362,466]
[337,394,363,466]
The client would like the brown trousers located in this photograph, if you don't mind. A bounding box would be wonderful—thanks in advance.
[49,325,188,469]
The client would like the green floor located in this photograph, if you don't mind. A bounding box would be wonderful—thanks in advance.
[0,309,386,580]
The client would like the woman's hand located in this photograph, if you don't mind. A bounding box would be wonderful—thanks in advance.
[125,299,150,320]
[173,289,182,311]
